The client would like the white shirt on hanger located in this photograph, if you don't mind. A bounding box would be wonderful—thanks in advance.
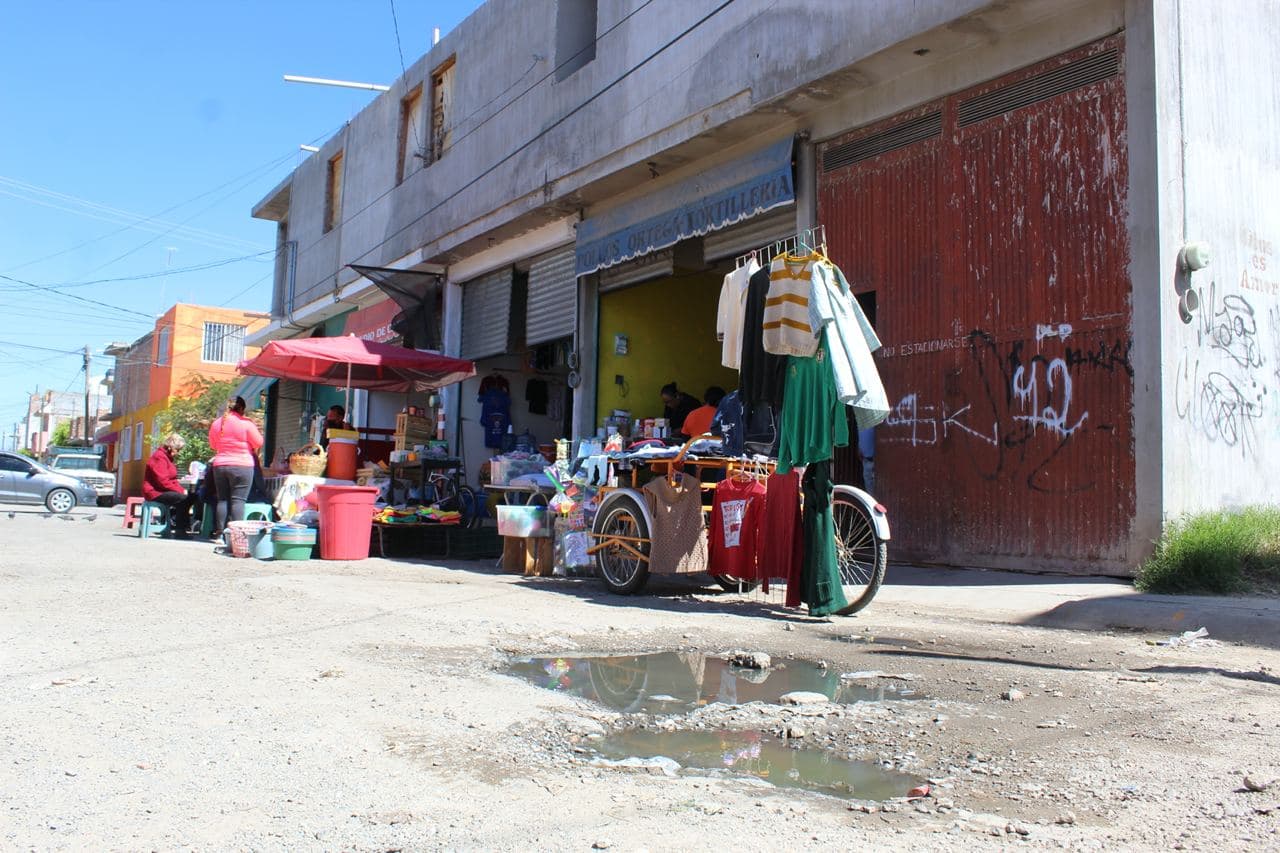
[716,257,760,370]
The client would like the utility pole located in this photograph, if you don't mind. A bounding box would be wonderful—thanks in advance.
[11,422,18,452]
[83,345,91,444]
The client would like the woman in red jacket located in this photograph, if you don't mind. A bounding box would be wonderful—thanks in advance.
[208,396,265,536]
[144,434,194,537]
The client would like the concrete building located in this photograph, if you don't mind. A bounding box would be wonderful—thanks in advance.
[24,389,110,456]
[105,304,269,496]
[250,0,1280,575]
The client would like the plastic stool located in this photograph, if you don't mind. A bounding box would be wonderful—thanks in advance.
[122,496,145,529]
[244,502,274,522]
[138,501,170,538]
[201,503,274,536]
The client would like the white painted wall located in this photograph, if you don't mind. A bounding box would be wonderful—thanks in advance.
[1158,0,1280,515]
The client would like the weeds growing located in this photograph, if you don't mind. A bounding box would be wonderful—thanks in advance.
[1136,506,1280,594]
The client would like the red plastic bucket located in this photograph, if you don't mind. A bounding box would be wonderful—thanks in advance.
[314,484,380,560]
[326,437,359,480]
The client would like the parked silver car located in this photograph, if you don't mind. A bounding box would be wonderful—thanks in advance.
[0,451,99,512]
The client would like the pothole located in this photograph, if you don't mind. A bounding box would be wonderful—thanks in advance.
[503,651,924,713]
[589,729,923,801]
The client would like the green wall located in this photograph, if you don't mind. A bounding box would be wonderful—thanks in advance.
[595,270,738,428]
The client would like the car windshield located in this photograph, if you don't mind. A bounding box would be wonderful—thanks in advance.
[55,457,100,470]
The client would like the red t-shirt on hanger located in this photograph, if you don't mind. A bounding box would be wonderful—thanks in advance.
[708,477,767,581]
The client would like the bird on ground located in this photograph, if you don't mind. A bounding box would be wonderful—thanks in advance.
[82,514,97,522]
[7,511,14,519]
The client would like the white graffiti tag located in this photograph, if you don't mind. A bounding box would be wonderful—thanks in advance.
[1011,358,1088,436]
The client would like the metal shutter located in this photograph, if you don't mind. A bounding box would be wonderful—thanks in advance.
[526,247,577,345]
[702,206,797,261]
[460,267,512,359]
[273,380,306,451]
[597,249,675,293]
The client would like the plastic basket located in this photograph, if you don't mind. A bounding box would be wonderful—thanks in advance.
[289,443,328,477]
[225,520,274,558]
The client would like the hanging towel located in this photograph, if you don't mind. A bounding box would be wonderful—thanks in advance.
[809,261,889,430]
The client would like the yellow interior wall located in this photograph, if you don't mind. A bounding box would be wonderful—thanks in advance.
[596,270,738,428]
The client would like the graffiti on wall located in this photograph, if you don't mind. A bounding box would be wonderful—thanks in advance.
[881,328,1132,494]
[1175,230,1277,456]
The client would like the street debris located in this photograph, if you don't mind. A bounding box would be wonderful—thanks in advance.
[1001,689,1026,701]
[1151,627,1219,649]
[727,651,771,670]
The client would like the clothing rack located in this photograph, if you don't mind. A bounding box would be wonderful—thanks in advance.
[734,223,827,269]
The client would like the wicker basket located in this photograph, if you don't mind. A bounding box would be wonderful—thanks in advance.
[289,443,327,477]
[224,520,273,558]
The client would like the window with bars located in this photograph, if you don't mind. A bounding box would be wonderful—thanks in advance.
[202,322,246,364]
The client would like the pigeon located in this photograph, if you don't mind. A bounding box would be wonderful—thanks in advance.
[7,512,13,519]
[40,512,52,519]
[58,514,75,521]
[82,514,97,522]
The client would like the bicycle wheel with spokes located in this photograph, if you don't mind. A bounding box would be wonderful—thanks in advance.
[431,476,460,511]
[456,485,481,528]
[831,493,887,615]
[592,495,651,595]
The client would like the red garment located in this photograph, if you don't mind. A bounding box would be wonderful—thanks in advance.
[759,471,804,604]
[708,478,766,580]
[143,447,182,500]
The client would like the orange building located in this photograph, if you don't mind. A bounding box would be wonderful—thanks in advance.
[106,304,270,497]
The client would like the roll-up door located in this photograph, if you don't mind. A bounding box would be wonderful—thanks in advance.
[597,248,675,293]
[273,379,306,452]
[526,247,577,345]
[702,206,797,261]
[460,267,512,359]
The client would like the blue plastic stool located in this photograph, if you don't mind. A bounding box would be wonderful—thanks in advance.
[138,501,170,538]
[202,502,274,537]
[244,503,274,522]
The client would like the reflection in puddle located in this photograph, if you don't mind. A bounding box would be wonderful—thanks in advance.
[504,652,921,713]
[592,729,921,801]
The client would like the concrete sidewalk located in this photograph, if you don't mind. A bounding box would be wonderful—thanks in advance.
[877,564,1280,648]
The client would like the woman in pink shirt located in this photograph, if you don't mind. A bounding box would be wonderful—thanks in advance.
[208,395,265,535]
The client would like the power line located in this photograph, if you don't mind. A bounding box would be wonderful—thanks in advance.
[0,250,274,292]
[284,0,660,277]
[0,273,155,320]
[292,0,737,297]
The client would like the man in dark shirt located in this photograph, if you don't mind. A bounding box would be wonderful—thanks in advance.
[660,382,701,438]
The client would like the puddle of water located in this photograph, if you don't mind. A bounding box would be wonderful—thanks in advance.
[592,729,921,801]
[503,652,922,714]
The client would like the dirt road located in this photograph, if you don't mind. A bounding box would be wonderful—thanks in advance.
[2,507,1278,851]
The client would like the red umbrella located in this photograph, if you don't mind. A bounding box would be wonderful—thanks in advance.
[236,336,476,397]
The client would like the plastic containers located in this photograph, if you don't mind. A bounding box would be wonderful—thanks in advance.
[326,428,360,481]
[272,524,317,560]
[314,484,380,560]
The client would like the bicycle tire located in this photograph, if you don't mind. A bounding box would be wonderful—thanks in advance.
[831,493,888,615]
[456,485,481,529]
[592,495,651,595]
[712,575,761,593]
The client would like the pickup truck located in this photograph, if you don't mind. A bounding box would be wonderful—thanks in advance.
[47,450,116,507]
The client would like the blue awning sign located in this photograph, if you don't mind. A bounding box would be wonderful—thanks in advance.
[575,137,795,276]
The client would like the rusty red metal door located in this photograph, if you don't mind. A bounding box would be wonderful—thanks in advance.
[819,36,1134,571]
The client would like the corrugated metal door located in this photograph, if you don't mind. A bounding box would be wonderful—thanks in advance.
[460,267,513,360]
[273,380,306,452]
[526,247,577,345]
[818,36,1133,570]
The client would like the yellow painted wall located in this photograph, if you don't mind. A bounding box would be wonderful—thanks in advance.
[595,270,738,428]
[110,400,169,497]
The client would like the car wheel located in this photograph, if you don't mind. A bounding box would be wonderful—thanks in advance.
[46,488,77,514]
[96,496,115,508]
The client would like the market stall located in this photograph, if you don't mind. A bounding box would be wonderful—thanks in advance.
[234,335,476,561]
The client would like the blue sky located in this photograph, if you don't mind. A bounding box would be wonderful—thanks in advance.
[0,0,482,438]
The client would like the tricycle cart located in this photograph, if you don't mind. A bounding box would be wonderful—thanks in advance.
[587,435,890,615]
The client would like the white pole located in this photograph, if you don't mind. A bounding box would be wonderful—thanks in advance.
[345,361,352,422]
[283,75,390,92]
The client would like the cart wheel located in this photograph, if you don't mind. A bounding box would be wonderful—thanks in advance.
[712,575,760,593]
[593,495,650,595]
[831,493,888,615]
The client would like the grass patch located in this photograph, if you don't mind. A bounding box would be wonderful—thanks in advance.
[1136,506,1280,594]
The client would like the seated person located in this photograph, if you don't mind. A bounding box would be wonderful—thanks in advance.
[660,382,701,439]
[143,434,194,537]
[680,386,726,439]
[319,405,353,448]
